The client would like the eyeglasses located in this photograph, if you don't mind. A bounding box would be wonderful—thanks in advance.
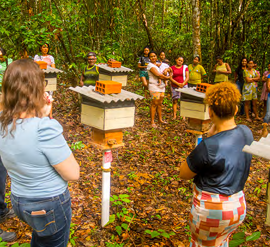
[88,58,96,61]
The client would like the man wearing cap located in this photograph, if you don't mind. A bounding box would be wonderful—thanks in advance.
[80,52,99,86]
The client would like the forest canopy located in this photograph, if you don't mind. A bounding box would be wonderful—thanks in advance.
[0,0,270,81]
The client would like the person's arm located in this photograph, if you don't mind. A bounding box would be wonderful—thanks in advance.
[138,63,147,69]
[179,160,197,180]
[53,154,80,181]
[212,64,217,73]
[183,70,189,86]
[253,71,260,82]
[262,75,267,82]
[149,67,170,80]
[51,64,56,68]
[80,68,85,86]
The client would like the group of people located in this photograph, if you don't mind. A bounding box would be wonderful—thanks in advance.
[0,44,262,247]
[138,46,270,126]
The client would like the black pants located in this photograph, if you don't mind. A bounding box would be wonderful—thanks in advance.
[0,157,7,215]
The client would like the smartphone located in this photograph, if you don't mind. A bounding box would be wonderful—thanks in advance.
[31,210,46,215]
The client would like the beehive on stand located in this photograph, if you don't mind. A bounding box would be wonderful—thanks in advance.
[177,87,210,121]
[69,85,143,149]
[43,67,64,92]
[97,64,133,87]
[95,81,122,94]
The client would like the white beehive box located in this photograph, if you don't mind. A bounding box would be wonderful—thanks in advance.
[70,86,143,131]
[97,64,133,87]
[44,67,64,92]
[177,87,210,120]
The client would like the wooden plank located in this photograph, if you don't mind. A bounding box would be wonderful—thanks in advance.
[258,137,270,145]
[266,182,270,226]
[81,104,105,129]
[112,75,128,86]
[181,101,207,112]
[104,117,134,130]
[105,107,135,119]
[180,108,209,120]
[99,74,112,81]
[242,142,270,160]
[45,78,57,85]
[45,84,57,92]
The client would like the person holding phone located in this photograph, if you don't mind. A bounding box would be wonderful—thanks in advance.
[0,59,80,246]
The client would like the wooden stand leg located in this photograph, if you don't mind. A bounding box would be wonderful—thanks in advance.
[101,150,112,227]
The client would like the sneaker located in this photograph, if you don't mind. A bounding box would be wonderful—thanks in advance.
[0,208,16,223]
[0,229,16,242]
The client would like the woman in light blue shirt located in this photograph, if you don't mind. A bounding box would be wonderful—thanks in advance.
[0,59,80,246]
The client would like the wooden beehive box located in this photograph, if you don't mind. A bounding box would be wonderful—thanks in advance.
[97,64,133,87]
[188,118,211,132]
[35,61,47,69]
[95,81,122,94]
[43,67,63,92]
[178,87,210,120]
[196,83,212,93]
[81,98,135,131]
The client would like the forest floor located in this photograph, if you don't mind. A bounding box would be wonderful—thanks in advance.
[2,76,270,247]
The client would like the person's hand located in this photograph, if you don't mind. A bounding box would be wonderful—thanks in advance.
[79,81,84,86]
[179,83,184,88]
[41,92,53,118]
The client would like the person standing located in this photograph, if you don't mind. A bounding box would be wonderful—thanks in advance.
[179,82,253,247]
[147,51,170,128]
[234,57,248,115]
[0,59,80,246]
[168,56,189,120]
[212,56,231,83]
[242,60,261,122]
[138,46,151,98]
[188,56,206,87]
[34,43,55,68]
[261,63,270,118]
[0,47,16,242]
[80,52,99,86]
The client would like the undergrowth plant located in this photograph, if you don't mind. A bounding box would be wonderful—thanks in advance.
[0,238,30,247]
[229,231,261,247]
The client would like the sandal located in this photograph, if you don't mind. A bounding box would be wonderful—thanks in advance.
[246,118,252,123]
[255,117,263,121]
[151,123,158,128]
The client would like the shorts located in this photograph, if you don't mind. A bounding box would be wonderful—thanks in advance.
[149,91,164,100]
[242,82,257,101]
[139,70,149,80]
[171,84,188,100]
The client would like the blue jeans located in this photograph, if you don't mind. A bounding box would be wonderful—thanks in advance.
[264,93,270,123]
[11,188,71,247]
[236,80,244,115]
[0,157,7,215]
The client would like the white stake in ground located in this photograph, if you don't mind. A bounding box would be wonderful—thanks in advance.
[101,149,112,227]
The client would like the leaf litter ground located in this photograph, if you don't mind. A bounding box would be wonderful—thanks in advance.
[2,77,270,246]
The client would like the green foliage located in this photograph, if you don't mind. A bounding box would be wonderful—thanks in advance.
[71,141,85,150]
[229,231,261,247]
[69,223,78,246]
[0,237,30,246]
[144,229,176,239]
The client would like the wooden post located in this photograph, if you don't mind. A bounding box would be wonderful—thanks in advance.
[266,169,270,226]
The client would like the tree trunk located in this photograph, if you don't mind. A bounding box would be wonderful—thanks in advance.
[192,0,201,59]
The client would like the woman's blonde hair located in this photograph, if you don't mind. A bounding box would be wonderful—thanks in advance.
[0,59,46,135]
[205,82,241,119]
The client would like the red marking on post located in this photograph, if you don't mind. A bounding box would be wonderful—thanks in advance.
[104,151,112,163]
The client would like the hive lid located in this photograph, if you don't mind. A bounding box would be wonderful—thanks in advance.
[43,67,64,74]
[69,86,144,103]
[97,64,133,73]
[243,134,270,160]
[176,87,206,99]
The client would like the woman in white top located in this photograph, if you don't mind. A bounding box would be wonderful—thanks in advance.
[34,43,55,68]
[147,51,170,128]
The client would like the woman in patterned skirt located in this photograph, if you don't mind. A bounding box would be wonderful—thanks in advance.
[179,82,253,247]
[242,60,261,122]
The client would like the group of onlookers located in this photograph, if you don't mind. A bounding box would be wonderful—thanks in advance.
[138,46,270,126]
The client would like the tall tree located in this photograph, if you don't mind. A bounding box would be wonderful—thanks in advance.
[192,0,201,59]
